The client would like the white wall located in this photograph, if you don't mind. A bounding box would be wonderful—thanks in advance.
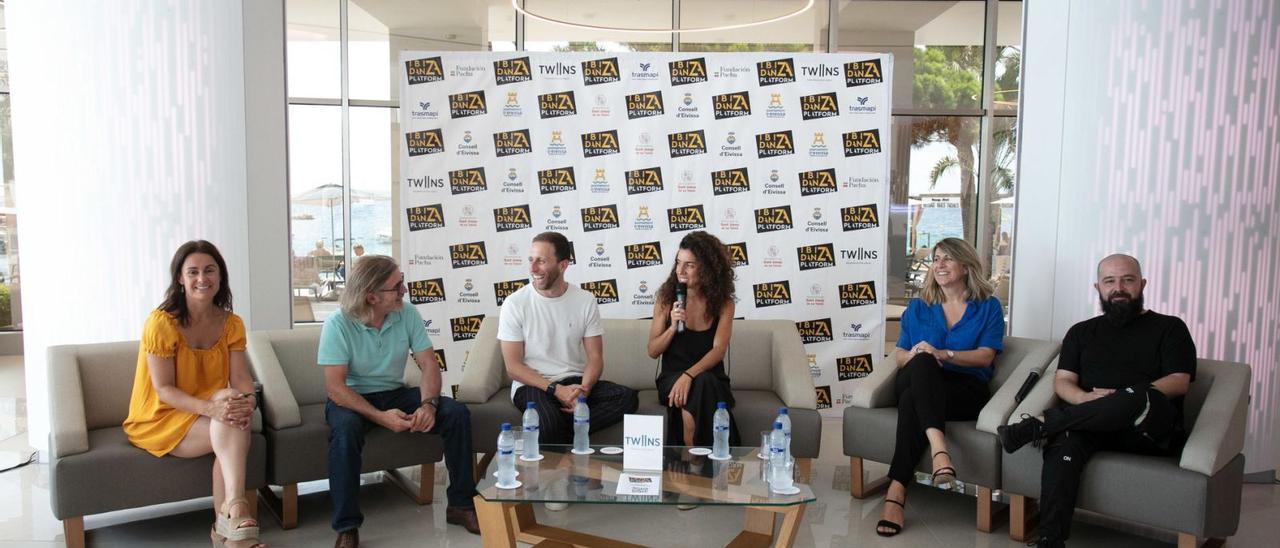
[1013,0,1280,473]
[9,0,290,453]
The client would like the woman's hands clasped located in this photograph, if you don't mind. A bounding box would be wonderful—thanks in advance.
[206,388,255,430]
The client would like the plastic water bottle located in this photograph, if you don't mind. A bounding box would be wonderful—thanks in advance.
[775,407,793,463]
[712,402,731,459]
[522,402,540,460]
[573,396,590,453]
[769,421,792,491]
[497,423,516,487]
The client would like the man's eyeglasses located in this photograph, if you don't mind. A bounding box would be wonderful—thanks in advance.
[377,281,406,293]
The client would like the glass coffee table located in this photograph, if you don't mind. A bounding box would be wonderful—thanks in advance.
[474,444,815,547]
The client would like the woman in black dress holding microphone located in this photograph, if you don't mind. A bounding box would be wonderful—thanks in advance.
[646,231,742,447]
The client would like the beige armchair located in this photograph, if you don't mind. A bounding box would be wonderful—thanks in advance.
[47,341,267,548]
[1001,359,1250,547]
[245,327,442,529]
[842,336,1060,532]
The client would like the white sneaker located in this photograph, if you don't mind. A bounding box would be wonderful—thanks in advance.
[545,502,568,511]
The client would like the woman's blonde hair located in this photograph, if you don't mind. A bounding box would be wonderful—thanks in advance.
[339,254,399,320]
[919,238,994,304]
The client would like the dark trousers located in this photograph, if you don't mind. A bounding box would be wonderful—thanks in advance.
[1036,386,1181,542]
[512,377,639,444]
[888,354,990,485]
[325,387,477,533]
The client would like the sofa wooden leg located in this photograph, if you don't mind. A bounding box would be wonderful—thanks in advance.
[849,456,888,499]
[1010,494,1038,542]
[259,484,299,529]
[474,452,495,484]
[976,485,1002,533]
[1177,533,1224,548]
[62,516,85,548]
[385,464,434,505]
[245,489,259,521]
[795,458,813,484]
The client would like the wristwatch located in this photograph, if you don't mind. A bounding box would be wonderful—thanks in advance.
[420,396,440,409]
[946,350,955,359]
[545,381,559,396]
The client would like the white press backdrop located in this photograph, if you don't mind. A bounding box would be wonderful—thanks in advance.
[398,52,892,417]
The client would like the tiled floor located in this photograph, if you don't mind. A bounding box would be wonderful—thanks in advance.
[1,356,1277,546]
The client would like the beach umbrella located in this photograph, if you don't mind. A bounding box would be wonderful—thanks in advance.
[293,183,376,254]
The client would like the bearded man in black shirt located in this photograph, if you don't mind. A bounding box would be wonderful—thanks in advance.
[998,254,1196,547]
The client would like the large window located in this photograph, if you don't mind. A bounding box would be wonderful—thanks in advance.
[286,0,1023,324]
[0,3,20,331]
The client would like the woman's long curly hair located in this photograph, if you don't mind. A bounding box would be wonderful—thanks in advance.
[656,231,736,324]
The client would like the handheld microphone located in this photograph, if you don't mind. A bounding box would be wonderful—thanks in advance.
[675,282,687,333]
[1015,370,1041,403]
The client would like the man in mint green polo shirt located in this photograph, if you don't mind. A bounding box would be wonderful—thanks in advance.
[319,255,478,546]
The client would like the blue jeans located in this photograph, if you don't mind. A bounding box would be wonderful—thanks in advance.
[325,387,477,532]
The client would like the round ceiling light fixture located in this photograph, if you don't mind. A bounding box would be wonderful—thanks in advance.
[511,0,815,34]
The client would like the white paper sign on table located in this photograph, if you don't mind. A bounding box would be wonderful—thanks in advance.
[622,414,663,472]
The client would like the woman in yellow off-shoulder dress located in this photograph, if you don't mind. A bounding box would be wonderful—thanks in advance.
[122,240,265,548]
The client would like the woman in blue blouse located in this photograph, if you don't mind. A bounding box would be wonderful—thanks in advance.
[877,238,1005,537]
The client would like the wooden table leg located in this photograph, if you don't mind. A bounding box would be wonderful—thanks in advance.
[773,504,806,548]
[475,495,517,548]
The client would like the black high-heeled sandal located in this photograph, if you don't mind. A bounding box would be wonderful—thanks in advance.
[931,450,957,488]
[876,498,905,537]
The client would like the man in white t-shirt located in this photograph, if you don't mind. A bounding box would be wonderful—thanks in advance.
[498,231,639,445]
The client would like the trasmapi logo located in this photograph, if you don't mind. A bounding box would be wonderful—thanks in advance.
[408,278,445,305]
[669,58,708,85]
[448,168,487,195]
[799,92,839,120]
[839,281,878,308]
[448,91,487,118]
[753,281,792,307]
[668,130,707,158]
[667,205,706,232]
[406,57,444,84]
[581,57,621,85]
[624,241,663,269]
[756,58,796,86]
[711,168,750,196]
[755,130,794,158]
[448,242,488,268]
[406,129,444,156]
[626,91,664,119]
[845,59,884,87]
[406,204,445,231]
[538,91,577,119]
[493,56,532,85]
[625,167,663,195]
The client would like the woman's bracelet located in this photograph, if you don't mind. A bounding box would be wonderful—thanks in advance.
[682,371,695,381]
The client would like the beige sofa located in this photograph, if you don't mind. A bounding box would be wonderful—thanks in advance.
[47,341,267,548]
[457,316,822,476]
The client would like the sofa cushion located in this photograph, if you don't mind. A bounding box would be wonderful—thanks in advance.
[725,322,776,391]
[265,403,443,486]
[50,427,266,520]
[75,341,143,430]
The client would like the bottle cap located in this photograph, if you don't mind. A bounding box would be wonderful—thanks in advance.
[501,422,511,431]
[717,402,727,409]
[778,407,789,415]
[578,396,586,402]
[526,402,536,409]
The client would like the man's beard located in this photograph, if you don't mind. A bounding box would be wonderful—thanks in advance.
[1099,291,1144,325]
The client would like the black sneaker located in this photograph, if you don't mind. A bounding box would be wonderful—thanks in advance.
[1027,534,1065,548]
[998,414,1045,453]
